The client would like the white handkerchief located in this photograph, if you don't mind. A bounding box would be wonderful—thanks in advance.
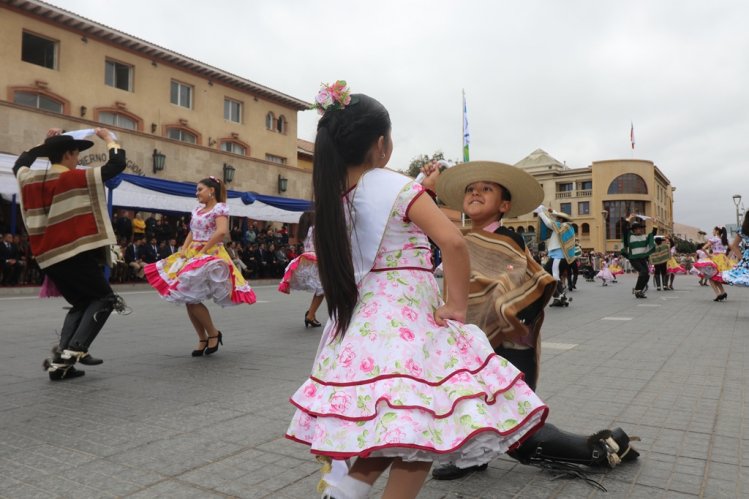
[64,129,119,141]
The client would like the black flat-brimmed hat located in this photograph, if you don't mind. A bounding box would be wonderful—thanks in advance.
[435,161,544,218]
[29,134,94,158]
[630,220,645,229]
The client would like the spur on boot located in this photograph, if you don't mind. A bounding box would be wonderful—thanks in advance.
[59,347,103,366]
[43,358,85,381]
[191,339,208,357]
[205,332,223,355]
[305,311,322,328]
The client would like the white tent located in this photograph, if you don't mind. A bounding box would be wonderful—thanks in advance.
[0,153,305,223]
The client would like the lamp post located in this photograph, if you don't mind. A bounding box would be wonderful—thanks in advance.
[600,210,608,253]
[733,194,742,228]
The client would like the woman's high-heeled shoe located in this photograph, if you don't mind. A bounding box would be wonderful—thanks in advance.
[716,293,727,302]
[205,331,223,355]
[304,311,322,328]
[191,339,208,357]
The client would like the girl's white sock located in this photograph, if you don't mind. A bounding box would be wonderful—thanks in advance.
[322,474,372,499]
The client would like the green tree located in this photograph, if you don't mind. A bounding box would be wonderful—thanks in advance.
[403,151,446,178]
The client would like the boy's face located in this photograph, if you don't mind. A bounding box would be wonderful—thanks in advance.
[462,181,510,221]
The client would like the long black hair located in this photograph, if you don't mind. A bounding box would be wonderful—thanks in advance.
[297,211,315,241]
[313,94,391,339]
[742,212,749,237]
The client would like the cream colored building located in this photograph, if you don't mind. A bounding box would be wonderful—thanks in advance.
[503,149,675,253]
[0,0,311,204]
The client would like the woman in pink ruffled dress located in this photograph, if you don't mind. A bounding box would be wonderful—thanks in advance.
[145,177,255,356]
[278,211,326,328]
[285,82,547,499]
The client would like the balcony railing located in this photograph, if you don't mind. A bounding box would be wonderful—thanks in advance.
[555,189,592,199]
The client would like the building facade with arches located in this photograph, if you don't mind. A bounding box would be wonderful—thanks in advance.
[0,0,312,203]
[502,149,674,253]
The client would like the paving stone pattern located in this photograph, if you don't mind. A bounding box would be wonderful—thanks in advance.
[1,275,748,498]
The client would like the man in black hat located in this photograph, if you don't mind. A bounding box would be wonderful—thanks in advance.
[621,214,657,298]
[14,128,127,380]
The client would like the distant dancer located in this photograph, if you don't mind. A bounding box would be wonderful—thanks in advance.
[278,211,325,328]
[145,177,256,356]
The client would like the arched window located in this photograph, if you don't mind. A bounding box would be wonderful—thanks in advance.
[582,223,590,235]
[607,173,648,195]
[165,125,200,145]
[276,115,287,134]
[571,223,579,234]
[220,139,249,156]
[265,112,275,130]
[12,88,67,114]
[96,108,142,131]
[517,226,525,234]
[527,225,535,233]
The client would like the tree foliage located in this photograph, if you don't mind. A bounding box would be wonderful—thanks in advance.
[403,151,446,178]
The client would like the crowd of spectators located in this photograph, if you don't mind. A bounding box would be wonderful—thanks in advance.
[109,210,302,283]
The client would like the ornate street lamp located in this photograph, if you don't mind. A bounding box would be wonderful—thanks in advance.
[223,163,236,184]
[152,149,166,174]
[278,174,288,194]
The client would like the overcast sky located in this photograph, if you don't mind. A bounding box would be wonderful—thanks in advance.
[51,0,749,231]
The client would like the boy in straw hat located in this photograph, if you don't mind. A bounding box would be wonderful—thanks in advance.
[14,128,128,380]
[421,160,638,481]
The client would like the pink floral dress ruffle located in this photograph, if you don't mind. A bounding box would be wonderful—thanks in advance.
[279,228,323,296]
[286,182,548,467]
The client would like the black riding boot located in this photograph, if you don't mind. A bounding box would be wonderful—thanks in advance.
[509,423,639,468]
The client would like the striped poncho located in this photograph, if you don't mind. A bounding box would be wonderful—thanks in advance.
[16,164,115,269]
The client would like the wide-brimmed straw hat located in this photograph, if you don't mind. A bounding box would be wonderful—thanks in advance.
[549,210,572,221]
[435,161,544,218]
[29,134,94,158]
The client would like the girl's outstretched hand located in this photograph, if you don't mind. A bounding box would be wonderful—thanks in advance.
[433,304,466,326]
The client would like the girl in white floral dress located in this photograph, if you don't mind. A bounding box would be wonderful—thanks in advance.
[285,83,548,499]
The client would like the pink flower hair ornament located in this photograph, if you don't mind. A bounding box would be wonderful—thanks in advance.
[312,80,355,115]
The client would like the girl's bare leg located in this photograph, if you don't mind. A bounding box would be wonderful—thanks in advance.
[307,294,325,321]
[381,459,432,499]
[186,303,219,349]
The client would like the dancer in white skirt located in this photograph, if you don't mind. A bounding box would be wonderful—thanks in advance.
[279,211,325,328]
[285,82,547,499]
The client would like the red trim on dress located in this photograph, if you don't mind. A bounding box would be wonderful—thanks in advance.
[291,371,527,421]
[403,189,428,223]
[284,404,548,459]
[369,265,433,273]
[309,352,497,387]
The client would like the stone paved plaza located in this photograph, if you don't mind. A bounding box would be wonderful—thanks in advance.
[1,273,748,498]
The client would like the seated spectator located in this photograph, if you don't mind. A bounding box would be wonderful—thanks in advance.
[110,241,128,283]
[242,243,260,279]
[1,233,22,285]
[142,237,160,264]
[125,239,146,279]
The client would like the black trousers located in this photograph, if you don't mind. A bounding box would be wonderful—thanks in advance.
[495,346,537,391]
[629,258,650,291]
[43,249,115,352]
